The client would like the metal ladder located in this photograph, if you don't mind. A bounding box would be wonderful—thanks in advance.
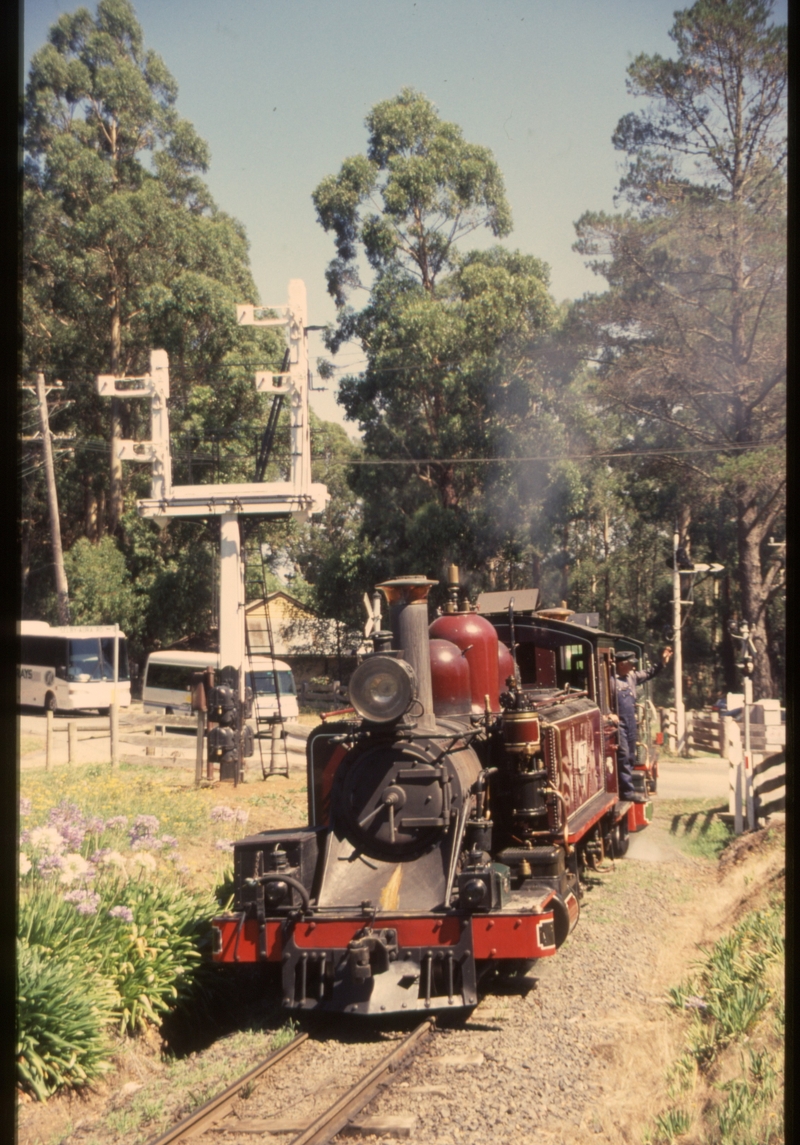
[242,371,293,778]
[244,549,291,779]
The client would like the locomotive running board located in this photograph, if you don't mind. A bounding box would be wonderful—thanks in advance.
[565,790,617,845]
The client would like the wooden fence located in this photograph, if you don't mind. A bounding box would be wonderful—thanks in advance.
[658,704,786,834]
[298,679,350,710]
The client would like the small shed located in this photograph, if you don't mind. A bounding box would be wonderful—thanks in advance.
[245,592,359,686]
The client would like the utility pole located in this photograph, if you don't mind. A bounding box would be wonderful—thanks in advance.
[671,529,724,758]
[34,374,70,625]
[672,530,685,756]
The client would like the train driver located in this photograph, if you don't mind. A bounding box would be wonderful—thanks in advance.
[610,647,673,803]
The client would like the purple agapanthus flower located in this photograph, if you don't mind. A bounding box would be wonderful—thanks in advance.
[106,816,128,831]
[74,893,100,915]
[210,806,237,823]
[85,816,105,835]
[108,905,134,923]
[131,836,163,851]
[160,835,179,849]
[63,886,100,914]
[47,799,88,850]
[38,854,65,877]
[129,814,160,843]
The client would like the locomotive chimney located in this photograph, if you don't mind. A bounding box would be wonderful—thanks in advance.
[377,575,438,734]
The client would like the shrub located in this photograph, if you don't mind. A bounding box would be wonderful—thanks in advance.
[17,940,116,1100]
[18,871,217,1038]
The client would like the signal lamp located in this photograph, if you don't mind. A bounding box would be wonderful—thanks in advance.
[348,655,417,724]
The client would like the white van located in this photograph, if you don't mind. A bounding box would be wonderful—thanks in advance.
[142,651,299,720]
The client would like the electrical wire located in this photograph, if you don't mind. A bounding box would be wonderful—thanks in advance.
[324,441,781,466]
[18,436,778,469]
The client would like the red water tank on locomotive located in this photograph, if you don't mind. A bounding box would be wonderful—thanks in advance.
[429,611,500,715]
[429,637,472,717]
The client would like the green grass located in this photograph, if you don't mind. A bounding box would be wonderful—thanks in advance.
[19,735,44,755]
[646,899,784,1145]
[20,764,307,859]
[656,798,735,860]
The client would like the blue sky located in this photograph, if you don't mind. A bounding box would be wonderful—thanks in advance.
[23,0,788,429]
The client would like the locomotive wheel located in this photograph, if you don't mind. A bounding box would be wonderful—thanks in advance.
[611,820,629,858]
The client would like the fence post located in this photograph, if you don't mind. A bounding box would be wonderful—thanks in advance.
[665,707,677,755]
[685,710,693,754]
[195,710,205,788]
[724,716,744,835]
[110,703,119,767]
[45,709,53,771]
[68,720,77,764]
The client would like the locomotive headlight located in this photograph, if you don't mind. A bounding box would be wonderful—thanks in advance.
[349,656,417,723]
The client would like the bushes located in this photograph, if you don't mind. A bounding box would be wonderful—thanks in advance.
[17,942,116,1101]
[17,798,220,1100]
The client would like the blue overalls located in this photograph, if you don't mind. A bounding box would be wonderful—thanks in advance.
[613,663,661,800]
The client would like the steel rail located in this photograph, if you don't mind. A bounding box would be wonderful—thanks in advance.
[144,1033,309,1145]
[287,1019,435,1145]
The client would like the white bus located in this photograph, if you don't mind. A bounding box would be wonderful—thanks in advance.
[142,651,299,720]
[17,621,132,713]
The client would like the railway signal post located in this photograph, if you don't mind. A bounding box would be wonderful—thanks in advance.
[671,531,724,756]
[97,279,328,780]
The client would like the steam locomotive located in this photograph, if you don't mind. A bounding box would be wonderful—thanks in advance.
[211,571,657,1015]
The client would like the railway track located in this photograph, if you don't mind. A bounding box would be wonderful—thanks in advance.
[146,1020,434,1145]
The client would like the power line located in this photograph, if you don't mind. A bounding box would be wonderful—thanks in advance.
[326,441,783,466]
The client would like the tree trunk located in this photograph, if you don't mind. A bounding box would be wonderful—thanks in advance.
[36,373,70,624]
[602,508,611,631]
[109,273,123,535]
[737,509,775,699]
[85,474,98,541]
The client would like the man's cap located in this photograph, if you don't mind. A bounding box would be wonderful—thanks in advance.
[614,650,637,662]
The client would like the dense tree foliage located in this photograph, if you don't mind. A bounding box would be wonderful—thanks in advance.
[313,90,557,599]
[20,5,784,707]
[21,0,286,653]
[571,0,786,697]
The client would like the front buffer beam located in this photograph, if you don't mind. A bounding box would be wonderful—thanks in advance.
[211,907,557,1014]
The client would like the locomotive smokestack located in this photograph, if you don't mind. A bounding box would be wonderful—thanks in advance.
[377,575,438,734]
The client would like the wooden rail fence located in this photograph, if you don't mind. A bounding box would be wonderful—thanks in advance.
[658,703,785,834]
[299,680,350,710]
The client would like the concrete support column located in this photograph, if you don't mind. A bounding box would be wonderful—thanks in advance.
[219,513,245,698]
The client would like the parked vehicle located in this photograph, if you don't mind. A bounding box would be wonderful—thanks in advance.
[17,621,131,713]
[142,650,299,720]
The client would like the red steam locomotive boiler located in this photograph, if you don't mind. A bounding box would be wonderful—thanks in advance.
[211,572,656,1015]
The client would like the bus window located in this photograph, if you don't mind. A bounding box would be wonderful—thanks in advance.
[145,663,196,691]
[248,670,297,697]
[100,636,130,680]
[68,638,103,681]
